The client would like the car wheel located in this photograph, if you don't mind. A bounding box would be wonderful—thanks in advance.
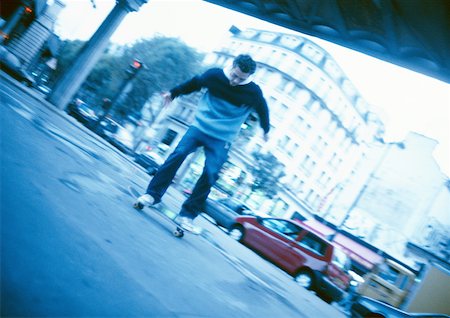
[229,225,245,242]
[318,293,333,303]
[295,270,315,290]
[364,314,385,318]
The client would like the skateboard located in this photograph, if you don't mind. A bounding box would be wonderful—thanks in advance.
[128,186,198,238]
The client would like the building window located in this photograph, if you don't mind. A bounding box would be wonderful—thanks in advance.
[318,109,331,127]
[288,85,300,99]
[267,70,281,87]
[287,142,299,157]
[296,89,311,106]
[268,96,277,107]
[278,135,291,148]
[301,43,324,64]
[161,129,178,146]
[327,121,337,135]
[305,189,314,203]
[272,200,289,217]
[318,171,327,184]
[305,99,321,113]
[274,103,289,120]
[298,180,305,192]
[277,76,289,92]
[301,155,315,175]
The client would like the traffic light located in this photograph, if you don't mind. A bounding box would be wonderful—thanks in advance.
[132,59,142,69]
[127,59,143,77]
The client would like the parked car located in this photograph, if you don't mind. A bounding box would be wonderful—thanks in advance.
[134,151,164,175]
[96,117,119,138]
[66,99,98,127]
[357,259,416,307]
[0,46,35,86]
[350,295,450,318]
[36,84,51,95]
[229,216,352,303]
[103,124,134,155]
[203,197,255,229]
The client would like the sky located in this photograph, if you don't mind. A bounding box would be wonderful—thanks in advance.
[54,0,450,176]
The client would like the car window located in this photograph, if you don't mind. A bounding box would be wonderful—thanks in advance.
[78,103,90,111]
[332,247,350,270]
[378,264,407,289]
[397,275,411,290]
[261,219,301,239]
[221,199,238,211]
[220,198,247,213]
[297,232,328,256]
[144,152,164,164]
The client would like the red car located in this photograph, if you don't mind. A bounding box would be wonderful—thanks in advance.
[229,216,351,303]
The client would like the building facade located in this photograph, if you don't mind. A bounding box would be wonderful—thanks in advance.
[340,132,450,265]
[1,0,65,70]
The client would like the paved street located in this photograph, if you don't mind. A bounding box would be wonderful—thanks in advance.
[1,73,345,317]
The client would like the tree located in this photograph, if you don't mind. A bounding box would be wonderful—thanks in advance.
[49,39,86,86]
[51,37,204,119]
[114,36,205,119]
[248,152,285,199]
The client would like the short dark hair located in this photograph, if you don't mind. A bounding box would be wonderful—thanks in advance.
[233,54,256,74]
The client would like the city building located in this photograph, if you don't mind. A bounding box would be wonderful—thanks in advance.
[337,132,450,265]
[1,0,64,90]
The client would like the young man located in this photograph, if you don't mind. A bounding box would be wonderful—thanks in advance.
[136,54,270,231]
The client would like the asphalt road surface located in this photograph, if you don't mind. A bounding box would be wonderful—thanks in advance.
[1,73,345,317]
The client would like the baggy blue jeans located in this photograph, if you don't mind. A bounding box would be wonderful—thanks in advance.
[146,126,230,219]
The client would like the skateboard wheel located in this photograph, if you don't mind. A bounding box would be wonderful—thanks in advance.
[173,228,184,238]
[133,202,144,210]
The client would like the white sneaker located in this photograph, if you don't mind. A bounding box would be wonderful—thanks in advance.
[137,194,157,206]
[176,216,201,234]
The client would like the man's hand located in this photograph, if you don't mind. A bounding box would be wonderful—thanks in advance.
[263,133,269,142]
[161,91,173,107]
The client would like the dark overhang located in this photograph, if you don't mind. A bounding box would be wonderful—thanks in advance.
[203,0,450,83]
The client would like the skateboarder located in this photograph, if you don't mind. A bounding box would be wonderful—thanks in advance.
[136,54,270,232]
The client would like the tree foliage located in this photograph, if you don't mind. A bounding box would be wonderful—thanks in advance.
[49,39,85,85]
[51,37,204,120]
[249,152,285,199]
[118,36,204,117]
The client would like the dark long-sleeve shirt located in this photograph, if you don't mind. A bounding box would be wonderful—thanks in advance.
[170,68,270,142]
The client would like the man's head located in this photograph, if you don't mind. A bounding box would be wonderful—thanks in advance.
[229,54,256,86]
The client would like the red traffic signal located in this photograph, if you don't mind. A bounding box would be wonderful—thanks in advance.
[132,59,142,69]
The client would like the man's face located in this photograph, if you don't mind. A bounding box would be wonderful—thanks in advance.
[229,66,251,86]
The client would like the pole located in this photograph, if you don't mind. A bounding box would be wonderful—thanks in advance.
[93,59,143,131]
[47,0,148,110]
